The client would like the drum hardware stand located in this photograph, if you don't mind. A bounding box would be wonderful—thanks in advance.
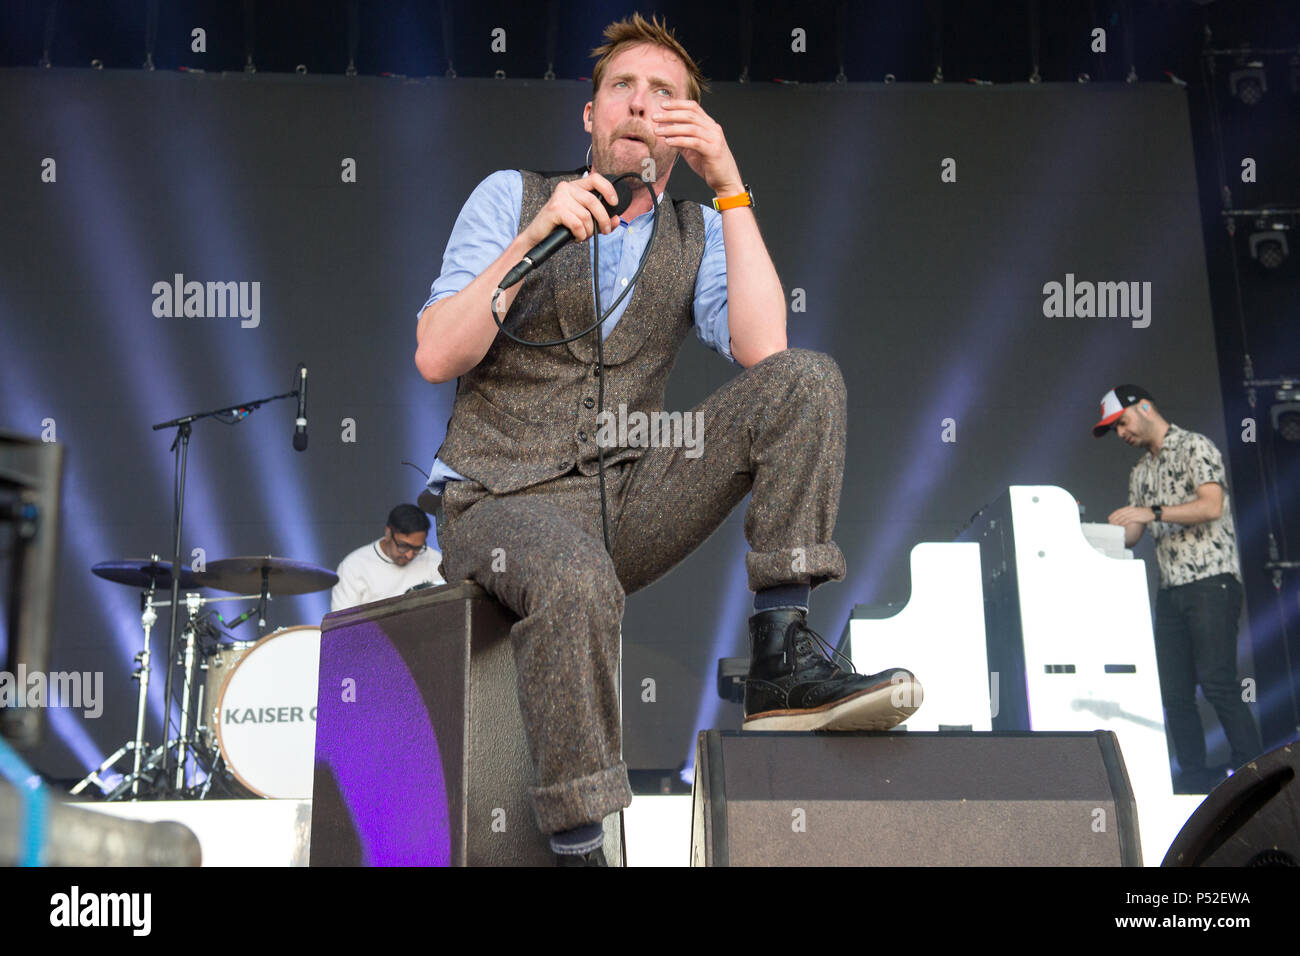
[130,581,158,796]
[71,588,260,800]
[193,747,244,799]
[151,380,302,793]
[188,590,268,800]
[171,592,262,793]
[257,567,270,633]
[220,569,273,637]
[175,591,203,789]
[70,740,148,798]
[71,573,168,800]
[95,733,214,803]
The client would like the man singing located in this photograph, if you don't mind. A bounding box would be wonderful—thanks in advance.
[415,13,921,864]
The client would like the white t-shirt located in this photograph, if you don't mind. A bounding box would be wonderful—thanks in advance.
[329,539,445,612]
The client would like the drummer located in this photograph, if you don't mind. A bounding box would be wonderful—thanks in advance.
[330,504,444,611]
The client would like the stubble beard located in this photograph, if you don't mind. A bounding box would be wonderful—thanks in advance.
[591,129,675,183]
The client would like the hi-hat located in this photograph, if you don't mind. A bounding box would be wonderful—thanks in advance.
[92,559,204,591]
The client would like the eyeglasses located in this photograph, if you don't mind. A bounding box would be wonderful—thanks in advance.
[391,536,427,555]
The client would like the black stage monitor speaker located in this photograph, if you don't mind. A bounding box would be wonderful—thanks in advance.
[691,729,1141,866]
[311,582,623,866]
[0,430,64,749]
[1163,742,1300,866]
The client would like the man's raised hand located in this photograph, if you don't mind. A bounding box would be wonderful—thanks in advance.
[652,99,744,197]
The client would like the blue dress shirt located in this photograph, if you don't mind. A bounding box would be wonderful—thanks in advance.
[419,169,733,493]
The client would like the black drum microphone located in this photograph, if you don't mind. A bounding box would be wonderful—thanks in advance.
[293,363,308,452]
[500,176,637,290]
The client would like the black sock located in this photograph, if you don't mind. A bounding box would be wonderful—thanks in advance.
[550,822,604,856]
[754,583,810,613]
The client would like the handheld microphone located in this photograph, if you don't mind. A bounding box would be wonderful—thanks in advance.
[500,176,637,289]
[293,363,308,452]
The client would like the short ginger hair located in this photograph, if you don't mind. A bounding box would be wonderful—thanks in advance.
[590,12,708,102]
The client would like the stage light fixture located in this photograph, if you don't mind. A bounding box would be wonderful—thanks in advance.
[1248,221,1289,269]
[1270,387,1300,443]
[1228,62,1267,105]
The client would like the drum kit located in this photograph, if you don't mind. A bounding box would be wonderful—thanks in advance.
[72,554,337,802]
[68,367,342,801]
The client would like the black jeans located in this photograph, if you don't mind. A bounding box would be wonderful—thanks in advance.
[1154,573,1262,775]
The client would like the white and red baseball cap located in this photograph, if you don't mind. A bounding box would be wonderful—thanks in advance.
[1092,384,1153,437]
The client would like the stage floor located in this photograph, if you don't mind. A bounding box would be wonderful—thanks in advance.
[86,791,1206,866]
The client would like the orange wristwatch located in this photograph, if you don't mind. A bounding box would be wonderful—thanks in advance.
[712,185,755,212]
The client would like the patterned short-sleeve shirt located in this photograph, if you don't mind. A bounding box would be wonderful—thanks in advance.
[1128,424,1240,587]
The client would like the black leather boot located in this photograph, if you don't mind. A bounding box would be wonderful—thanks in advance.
[743,608,923,731]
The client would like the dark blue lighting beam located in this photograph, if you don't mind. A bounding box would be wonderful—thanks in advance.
[0,340,130,772]
[681,97,888,776]
[155,102,329,627]
[31,94,242,758]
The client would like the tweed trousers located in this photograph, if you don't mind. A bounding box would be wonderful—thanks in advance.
[436,348,847,834]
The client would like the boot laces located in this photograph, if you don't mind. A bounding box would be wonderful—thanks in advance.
[787,619,857,675]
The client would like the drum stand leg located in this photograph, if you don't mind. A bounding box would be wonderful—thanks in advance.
[194,748,234,799]
[69,741,138,796]
[72,737,172,801]
[103,739,174,802]
[70,592,161,800]
[130,593,157,797]
[195,766,215,799]
[174,595,202,790]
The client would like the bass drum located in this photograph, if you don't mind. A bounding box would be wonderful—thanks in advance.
[203,640,258,749]
[213,625,321,799]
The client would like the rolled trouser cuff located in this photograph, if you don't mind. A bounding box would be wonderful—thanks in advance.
[746,542,846,592]
[530,760,633,835]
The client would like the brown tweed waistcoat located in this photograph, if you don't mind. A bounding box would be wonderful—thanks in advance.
[435,169,708,495]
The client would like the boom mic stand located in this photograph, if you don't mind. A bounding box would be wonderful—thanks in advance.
[149,383,300,796]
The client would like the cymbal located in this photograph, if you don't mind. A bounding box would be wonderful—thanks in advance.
[195,555,338,596]
[92,559,204,591]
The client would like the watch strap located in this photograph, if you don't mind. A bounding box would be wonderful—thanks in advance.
[712,186,754,212]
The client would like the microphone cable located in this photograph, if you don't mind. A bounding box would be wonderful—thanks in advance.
[489,170,661,555]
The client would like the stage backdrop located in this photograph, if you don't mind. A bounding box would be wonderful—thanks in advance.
[1,68,1238,782]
